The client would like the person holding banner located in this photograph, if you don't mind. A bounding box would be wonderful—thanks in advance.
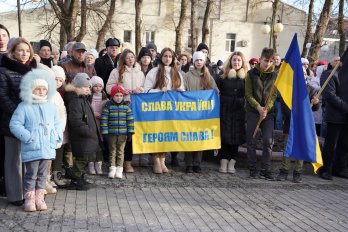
[183,51,218,173]
[106,49,145,173]
[144,47,185,174]
[245,48,278,180]
[215,51,248,174]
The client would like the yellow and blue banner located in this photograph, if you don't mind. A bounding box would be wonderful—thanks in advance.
[131,90,221,154]
[274,33,322,172]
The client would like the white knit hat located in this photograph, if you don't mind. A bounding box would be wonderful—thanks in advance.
[192,51,206,63]
[90,76,104,88]
[301,58,309,64]
[32,78,48,90]
[51,65,66,81]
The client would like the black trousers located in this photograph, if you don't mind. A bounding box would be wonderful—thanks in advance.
[220,143,238,161]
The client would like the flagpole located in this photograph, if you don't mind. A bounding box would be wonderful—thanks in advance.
[310,61,341,107]
[252,84,277,138]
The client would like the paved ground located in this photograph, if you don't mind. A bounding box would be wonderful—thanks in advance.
[1,160,348,232]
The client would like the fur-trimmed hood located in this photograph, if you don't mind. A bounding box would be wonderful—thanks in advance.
[65,83,90,96]
[20,69,56,104]
[222,68,247,79]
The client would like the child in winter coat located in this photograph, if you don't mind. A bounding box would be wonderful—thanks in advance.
[88,76,108,175]
[65,73,102,191]
[9,69,62,212]
[100,86,134,179]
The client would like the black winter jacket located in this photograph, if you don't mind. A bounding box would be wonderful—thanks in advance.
[320,68,348,124]
[94,54,119,87]
[65,84,102,156]
[0,55,36,137]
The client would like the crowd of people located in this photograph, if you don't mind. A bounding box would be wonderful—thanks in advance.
[0,23,347,213]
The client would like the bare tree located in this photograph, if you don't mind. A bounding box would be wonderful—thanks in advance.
[338,0,346,56]
[135,0,143,55]
[202,0,213,44]
[308,0,333,64]
[301,0,315,58]
[95,0,116,51]
[190,0,198,53]
[175,0,188,54]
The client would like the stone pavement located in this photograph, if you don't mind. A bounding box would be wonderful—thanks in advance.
[1,161,348,232]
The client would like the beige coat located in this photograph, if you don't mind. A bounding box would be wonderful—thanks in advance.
[106,62,145,102]
[183,68,218,92]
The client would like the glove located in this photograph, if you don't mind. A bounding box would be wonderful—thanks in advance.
[102,134,109,141]
[127,133,133,142]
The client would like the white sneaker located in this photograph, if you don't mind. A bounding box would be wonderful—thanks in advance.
[108,166,116,179]
[88,162,96,175]
[95,162,103,175]
[115,166,123,179]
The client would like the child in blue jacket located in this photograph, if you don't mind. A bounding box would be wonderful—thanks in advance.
[10,69,62,212]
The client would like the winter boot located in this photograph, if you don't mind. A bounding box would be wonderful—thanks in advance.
[171,153,180,167]
[227,159,236,173]
[159,154,168,173]
[35,189,47,211]
[88,162,96,175]
[259,169,275,181]
[68,178,90,191]
[219,159,228,173]
[45,175,57,194]
[153,154,162,174]
[249,168,258,178]
[24,191,36,212]
[108,166,116,179]
[52,171,68,187]
[124,161,134,173]
[293,171,302,183]
[276,169,288,181]
[115,166,123,179]
[95,162,103,175]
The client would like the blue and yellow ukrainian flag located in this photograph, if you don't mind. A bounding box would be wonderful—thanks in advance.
[274,33,322,172]
[131,90,221,154]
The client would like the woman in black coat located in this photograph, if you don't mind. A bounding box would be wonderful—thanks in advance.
[216,51,248,174]
[64,73,102,190]
[0,37,37,205]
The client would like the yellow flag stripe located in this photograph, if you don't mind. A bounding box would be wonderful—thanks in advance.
[274,63,293,109]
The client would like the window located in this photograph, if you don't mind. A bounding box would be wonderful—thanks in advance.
[124,30,132,43]
[187,29,192,48]
[225,33,236,52]
[145,31,155,44]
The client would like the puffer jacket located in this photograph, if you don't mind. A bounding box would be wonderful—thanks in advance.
[0,55,37,137]
[106,63,145,102]
[65,84,102,156]
[60,57,96,83]
[100,100,134,135]
[9,69,62,162]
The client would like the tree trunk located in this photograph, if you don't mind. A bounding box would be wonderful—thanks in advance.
[74,0,87,42]
[308,0,333,64]
[135,0,143,55]
[338,0,345,56]
[190,0,198,53]
[175,0,188,54]
[96,0,116,51]
[301,0,314,58]
[59,26,67,50]
[271,0,279,52]
[202,0,212,44]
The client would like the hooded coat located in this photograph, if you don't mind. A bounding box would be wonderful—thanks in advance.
[0,55,37,137]
[9,69,63,163]
[65,84,102,156]
[216,68,246,145]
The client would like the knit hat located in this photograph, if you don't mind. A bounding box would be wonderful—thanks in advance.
[137,47,151,61]
[192,51,206,63]
[110,86,125,97]
[91,76,104,88]
[196,43,209,52]
[39,39,52,51]
[51,66,66,81]
[301,58,309,64]
[317,60,328,66]
[249,58,259,64]
[32,78,48,90]
[146,43,157,52]
[72,73,91,88]
[105,38,121,47]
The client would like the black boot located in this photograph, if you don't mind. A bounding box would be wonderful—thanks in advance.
[259,169,275,181]
[171,152,180,167]
[276,169,288,181]
[67,178,90,191]
[249,168,258,178]
[293,171,302,183]
[64,166,73,179]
